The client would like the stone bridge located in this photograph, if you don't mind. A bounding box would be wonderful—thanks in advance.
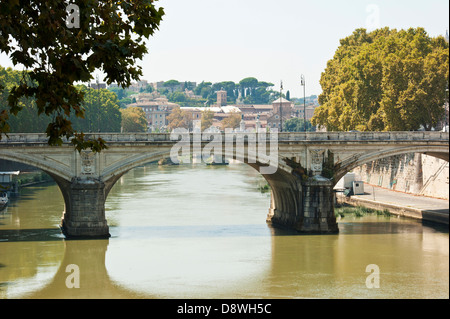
[0,131,448,238]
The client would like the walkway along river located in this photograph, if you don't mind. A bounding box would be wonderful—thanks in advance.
[0,163,448,298]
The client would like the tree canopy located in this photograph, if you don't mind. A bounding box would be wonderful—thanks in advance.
[284,118,315,132]
[1,66,121,133]
[221,111,241,130]
[120,107,147,133]
[312,27,449,131]
[189,78,276,105]
[72,85,122,133]
[167,106,192,131]
[0,0,164,151]
[201,110,214,131]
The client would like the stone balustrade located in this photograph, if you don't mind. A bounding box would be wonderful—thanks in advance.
[1,131,448,144]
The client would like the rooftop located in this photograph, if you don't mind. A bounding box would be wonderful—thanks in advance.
[272,97,293,104]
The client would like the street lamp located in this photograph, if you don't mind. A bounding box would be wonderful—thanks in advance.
[280,80,283,132]
[301,75,306,132]
[445,84,449,132]
[96,74,100,132]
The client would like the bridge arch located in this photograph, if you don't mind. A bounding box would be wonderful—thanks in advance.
[0,150,73,182]
[0,152,76,232]
[101,148,298,223]
[334,145,449,184]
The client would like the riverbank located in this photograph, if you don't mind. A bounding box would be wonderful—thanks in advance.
[336,184,449,225]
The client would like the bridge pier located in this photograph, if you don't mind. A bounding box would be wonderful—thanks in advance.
[267,176,338,234]
[59,179,110,239]
[298,178,338,233]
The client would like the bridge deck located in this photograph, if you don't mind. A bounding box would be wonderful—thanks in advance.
[1,131,448,145]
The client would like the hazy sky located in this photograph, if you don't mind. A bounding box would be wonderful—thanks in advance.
[0,0,448,98]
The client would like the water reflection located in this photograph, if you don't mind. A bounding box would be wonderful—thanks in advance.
[0,163,448,299]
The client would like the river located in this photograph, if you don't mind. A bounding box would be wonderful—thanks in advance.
[0,163,448,299]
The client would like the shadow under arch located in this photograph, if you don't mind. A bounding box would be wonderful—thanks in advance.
[0,151,73,182]
[334,145,449,185]
[0,154,74,235]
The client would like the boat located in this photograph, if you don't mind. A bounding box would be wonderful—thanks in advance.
[0,192,8,211]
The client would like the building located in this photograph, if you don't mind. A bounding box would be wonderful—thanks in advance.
[216,89,227,106]
[170,105,242,131]
[267,113,291,130]
[151,81,197,92]
[125,80,149,92]
[272,97,294,115]
[127,93,180,131]
[294,105,318,121]
[90,82,107,90]
[184,89,202,100]
[161,90,313,131]
[266,97,294,130]
[235,104,273,130]
[0,171,20,196]
[107,81,149,92]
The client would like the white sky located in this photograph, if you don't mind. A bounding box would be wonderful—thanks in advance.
[0,0,448,98]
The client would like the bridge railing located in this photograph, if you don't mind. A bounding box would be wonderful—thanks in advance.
[0,131,448,144]
[277,131,449,141]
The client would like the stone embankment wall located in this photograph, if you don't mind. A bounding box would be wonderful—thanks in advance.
[352,153,449,200]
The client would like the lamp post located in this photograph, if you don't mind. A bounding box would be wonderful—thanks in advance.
[301,74,306,131]
[445,84,449,132]
[96,74,100,132]
[280,80,283,132]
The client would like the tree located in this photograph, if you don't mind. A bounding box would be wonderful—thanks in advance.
[1,65,51,133]
[239,77,259,97]
[71,85,122,133]
[143,84,154,93]
[1,68,122,133]
[312,27,449,131]
[120,107,147,132]
[284,117,315,132]
[167,106,192,130]
[184,81,195,91]
[221,111,241,130]
[164,80,180,93]
[0,0,164,152]
[108,87,127,100]
[194,81,212,98]
[201,110,214,131]
[212,81,237,103]
[238,77,274,104]
[167,91,187,103]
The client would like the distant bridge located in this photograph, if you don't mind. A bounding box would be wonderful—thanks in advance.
[1,131,448,238]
